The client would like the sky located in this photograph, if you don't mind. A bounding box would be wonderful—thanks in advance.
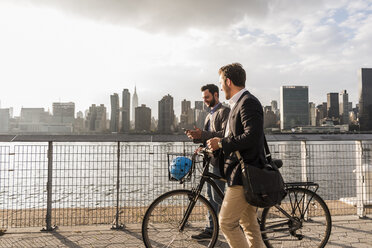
[1,0,372,119]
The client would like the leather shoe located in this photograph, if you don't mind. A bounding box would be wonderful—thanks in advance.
[191,230,213,239]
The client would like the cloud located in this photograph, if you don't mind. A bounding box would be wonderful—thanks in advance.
[1,0,372,117]
[11,0,269,33]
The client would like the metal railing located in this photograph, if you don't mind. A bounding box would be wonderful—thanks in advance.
[1,136,372,230]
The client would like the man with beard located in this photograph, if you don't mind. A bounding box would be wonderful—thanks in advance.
[185,83,230,239]
[207,63,266,248]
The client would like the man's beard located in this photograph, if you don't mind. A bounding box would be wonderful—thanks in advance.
[209,97,216,108]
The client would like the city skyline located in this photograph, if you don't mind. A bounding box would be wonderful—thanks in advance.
[1,1,372,118]
[0,84,361,120]
[0,82,365,133]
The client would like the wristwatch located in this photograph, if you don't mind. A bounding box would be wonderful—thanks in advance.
[218,140,223,149]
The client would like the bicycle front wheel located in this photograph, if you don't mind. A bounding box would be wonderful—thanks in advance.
[142,189,219,248]
[261,187,332,248]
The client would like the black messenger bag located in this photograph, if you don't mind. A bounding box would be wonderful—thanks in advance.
[236,137,286,208]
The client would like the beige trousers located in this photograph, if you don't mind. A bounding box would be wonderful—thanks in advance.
[219,185,265,248]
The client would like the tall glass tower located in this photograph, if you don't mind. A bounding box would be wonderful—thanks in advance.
[110,93,120,132]
[158,94,174,133]
[132,86,138,123]
[280,86,309,130]
[359,68,372,131]
[122,89,131,132]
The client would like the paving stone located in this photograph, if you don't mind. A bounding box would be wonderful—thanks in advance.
[0,216,371,247]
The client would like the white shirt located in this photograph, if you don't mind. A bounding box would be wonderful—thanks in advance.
[224,88,248,137]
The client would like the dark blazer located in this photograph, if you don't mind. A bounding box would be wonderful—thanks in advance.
[220,91,266,186]
[193,103,230,167]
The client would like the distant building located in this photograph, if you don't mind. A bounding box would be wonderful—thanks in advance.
[271,100,279,117]
[86,104,107,132]
[76,111,84,119]
[181,99,191,114]
[135,104,151,132]
[20,108,49,123]
[339,90,349,125]
[327,93,339,120]
[121,89,130,132]
[317,102,327,125]
[280,86,309,130]
[180,99,194,129]
[19,108,49,132]
[132,86,138,124]
[158,94,175,133]
[74,111,85,133]
[18,108,71,133]
[0,108,10,133]
[309,102,317,126]
[359,68,372,131]
[195,109,208,130]
[52,102,75,124]
[195,101,204,111]
[110,93,120,132]
[263,107,278,129]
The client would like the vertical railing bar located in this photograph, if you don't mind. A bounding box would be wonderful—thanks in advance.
[41,141,56,231]
[112,141,123,229]
[355,140,366,218]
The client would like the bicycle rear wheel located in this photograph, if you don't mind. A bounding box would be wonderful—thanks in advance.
[260,187,332,248]
[142,189,219,248]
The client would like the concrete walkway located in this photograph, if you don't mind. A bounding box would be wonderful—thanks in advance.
[0,215,371,247]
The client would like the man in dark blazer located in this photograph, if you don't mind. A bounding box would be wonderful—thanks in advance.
[186,84,230,239]
[207,63,265,248]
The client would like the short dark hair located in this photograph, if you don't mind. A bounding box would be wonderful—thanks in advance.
[219,63,246,87]
[201,84,219,97]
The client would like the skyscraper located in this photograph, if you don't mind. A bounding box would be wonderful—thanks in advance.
[121,89,131,132]
[158,94,174,133]
[359,68,372,131]
[110,93,120,132]
[0,108,10,133]
[327,93,339,119]
[339,90,349,125]
[52,102,75,124]
[132,86,138,123]
[280,86,309,130]
[135,104,151,132]
[309,102,317,126]
[181,99,191,114]
[86,104,107,132]
[195,101,204,110]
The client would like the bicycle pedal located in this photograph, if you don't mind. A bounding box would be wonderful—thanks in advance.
[295,234,304,240]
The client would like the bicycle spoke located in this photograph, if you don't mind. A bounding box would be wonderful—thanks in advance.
[142,189,219,248]
[261,188,331,248]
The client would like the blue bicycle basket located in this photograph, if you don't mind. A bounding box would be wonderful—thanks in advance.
[169,156,193,181]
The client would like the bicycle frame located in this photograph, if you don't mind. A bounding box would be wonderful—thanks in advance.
[261,182,321,236]
[178,155,225,231]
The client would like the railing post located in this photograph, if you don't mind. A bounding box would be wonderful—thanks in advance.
[355,140,366,218]
[42,141,56,231]
[112,141,123,229]
[300,141,308,182]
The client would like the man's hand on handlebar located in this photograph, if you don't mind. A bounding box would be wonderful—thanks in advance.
[194,147,213,156]
[207,137,221,151]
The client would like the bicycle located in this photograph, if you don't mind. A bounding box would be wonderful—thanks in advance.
[141,148,332,248]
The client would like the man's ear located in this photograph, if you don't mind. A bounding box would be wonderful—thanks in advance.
[226,78,232,86]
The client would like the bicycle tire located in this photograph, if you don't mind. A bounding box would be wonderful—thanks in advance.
[142,189,219,248]
[260,187,332,248]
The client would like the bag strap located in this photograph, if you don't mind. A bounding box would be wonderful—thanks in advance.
[263,135,272,163]
[235,150,253,189]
